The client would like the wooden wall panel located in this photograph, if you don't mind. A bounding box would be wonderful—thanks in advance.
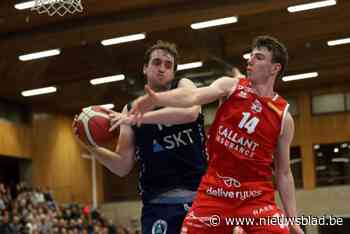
[96,163,105,205]
[30,113,104,204]
[0,119,31,158]
[290,83,350,145]
[0,111,110,205]
[284,83,350,190]
[295,93,315,189]
[311,114,350,144]
[291,116,301,147]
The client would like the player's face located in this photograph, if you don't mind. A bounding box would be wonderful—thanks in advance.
[246,47,281,84]
[143,49,175,91]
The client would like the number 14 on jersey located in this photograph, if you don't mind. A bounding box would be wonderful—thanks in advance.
[238,112,260,134]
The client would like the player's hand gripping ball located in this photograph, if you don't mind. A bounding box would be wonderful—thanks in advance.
[75,106,115,146]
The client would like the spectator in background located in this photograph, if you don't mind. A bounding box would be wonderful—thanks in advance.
[0,181,120,234]
[106,218,117,234]
[0,210,15,234]
[0,194,6,211]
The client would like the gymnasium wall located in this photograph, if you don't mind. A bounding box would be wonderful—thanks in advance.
[0,118,31,158]
[288,85,350,190]
[0,112,105,204]
[30,112,105,204]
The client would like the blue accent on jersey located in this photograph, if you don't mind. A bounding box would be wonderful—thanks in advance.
[153,140,165,153]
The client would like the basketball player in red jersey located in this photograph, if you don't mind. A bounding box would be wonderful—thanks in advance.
[130,36,303,234]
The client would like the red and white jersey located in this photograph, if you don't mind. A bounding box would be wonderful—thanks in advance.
[205,78,289,183]
[183,78,291,232]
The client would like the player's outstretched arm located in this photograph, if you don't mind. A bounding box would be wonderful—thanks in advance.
[131,76,239,115]
[110,79,201,130]
[138,78,201,124]
[274,113,304,234]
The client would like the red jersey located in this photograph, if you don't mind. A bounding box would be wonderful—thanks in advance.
[181,78,290,233]
[206,78,289,181]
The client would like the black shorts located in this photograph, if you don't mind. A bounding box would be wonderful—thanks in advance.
[141,202,191,234]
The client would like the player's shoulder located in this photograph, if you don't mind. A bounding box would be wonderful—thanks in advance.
[280,111,294,139]
[177,78,196,88]
[285,111,294,124]
[270,95,290,116]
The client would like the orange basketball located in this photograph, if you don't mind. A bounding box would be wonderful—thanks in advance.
[75,106,115,146]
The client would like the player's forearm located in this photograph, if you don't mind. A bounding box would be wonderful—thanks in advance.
[90,147,133,177]
[155,87,199,108]
[156,86,223,108]
[141,106,200,124]
[276,170,298,218]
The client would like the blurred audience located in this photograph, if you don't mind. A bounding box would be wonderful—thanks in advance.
[0,182,126,234]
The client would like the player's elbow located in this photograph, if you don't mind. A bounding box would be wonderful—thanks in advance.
[109,158,134,177]
[185,88,204,107]
[275,167,293,183]
[110,166,131,177]
[115,170,130,177]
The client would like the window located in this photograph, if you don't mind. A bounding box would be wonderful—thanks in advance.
[315,142,350,187]
[345,93,350,111]
[273,147,303,190]
[312,93,345,114]
[290,146,303,188]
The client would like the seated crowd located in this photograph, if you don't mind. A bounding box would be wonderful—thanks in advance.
[0,182,131,234]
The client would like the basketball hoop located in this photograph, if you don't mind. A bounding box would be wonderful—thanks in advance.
[31,0,83,16]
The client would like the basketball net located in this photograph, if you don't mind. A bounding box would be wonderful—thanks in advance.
[31,0,83,16]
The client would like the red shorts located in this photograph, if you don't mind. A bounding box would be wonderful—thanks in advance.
[180,180,289,234]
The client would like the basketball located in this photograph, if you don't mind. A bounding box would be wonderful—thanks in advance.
[75,106,115,146]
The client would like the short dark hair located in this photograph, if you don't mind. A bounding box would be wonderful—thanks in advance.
[144,40,179,71]
[252,35,288,79]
